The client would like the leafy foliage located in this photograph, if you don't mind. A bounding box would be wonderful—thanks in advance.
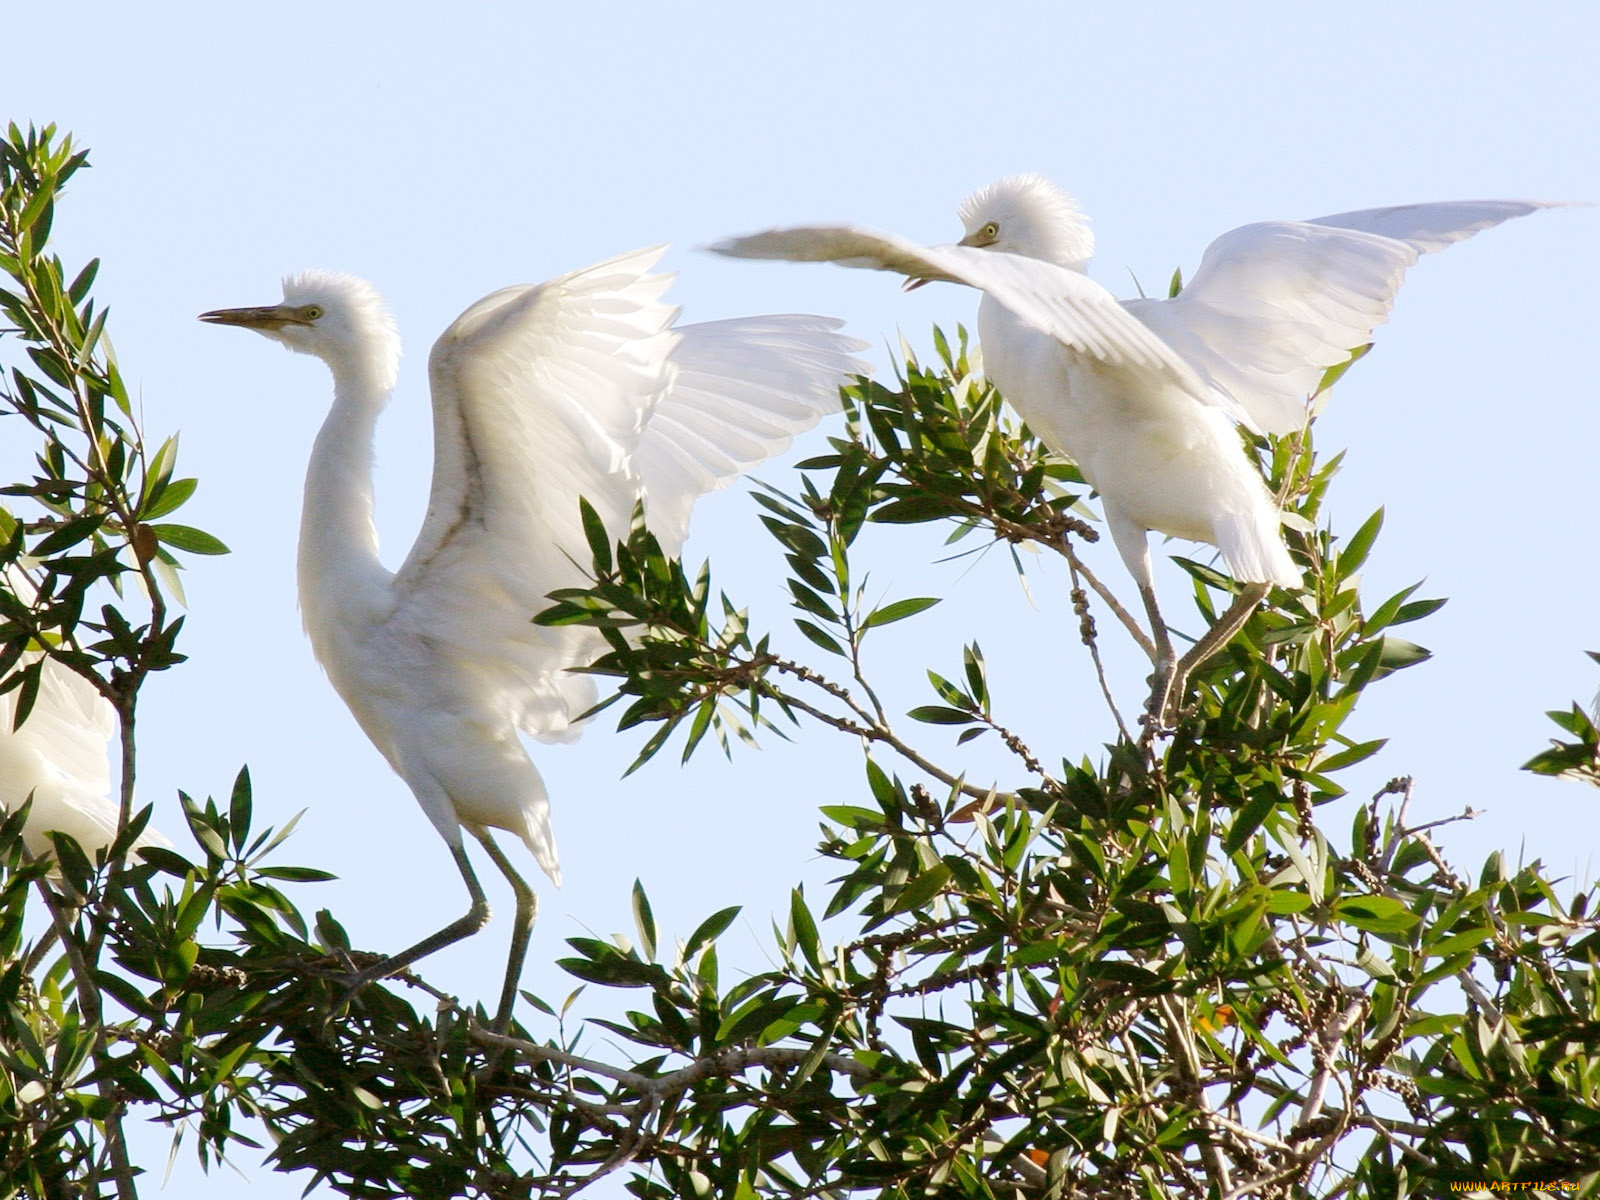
[3,128,1596,1199]
[530,337,1600,1196]
[0,123,228,1199]
[1523,653,1600,789]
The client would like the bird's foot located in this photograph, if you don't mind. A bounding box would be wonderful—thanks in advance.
[469,1009,527,1085]
[1140,659,1179,747]
[326,952,400,1016]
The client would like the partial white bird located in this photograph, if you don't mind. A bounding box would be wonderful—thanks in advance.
[201,247,865,1024]
[0,571,169,866]
[712,176,1549,723]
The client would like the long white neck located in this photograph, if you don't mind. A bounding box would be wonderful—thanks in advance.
[298,365,396,656]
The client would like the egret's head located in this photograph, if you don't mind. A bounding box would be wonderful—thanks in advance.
[201,270,401,393]
[956,175,1094,271]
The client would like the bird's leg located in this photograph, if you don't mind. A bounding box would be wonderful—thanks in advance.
[338,840,491,1003]
[1138,581,1178,742]
[468,829,538,1081]
[1106,510,1180,742]
[1163,582,1272,726]
[470,828,538,1037]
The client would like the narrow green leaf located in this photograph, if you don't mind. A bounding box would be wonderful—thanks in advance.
[1337,508,1384,581]
[228,766,252,854]
[141,477,197,520]
[861,596,940,629]
[794,619,845,657]
[67,257,99,304]
[789,888,821,971]
[254,865,337,883]
[890,862,953,914]
[907,705,977,726]
[631,879,656,961]
[148,524,229,556]
[1316,739,1387,774]
[684,905,740,959]
[578,497,611,573]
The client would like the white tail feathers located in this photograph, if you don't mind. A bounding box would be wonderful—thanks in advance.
[1213,510,1303,589]
[518,808,562,889]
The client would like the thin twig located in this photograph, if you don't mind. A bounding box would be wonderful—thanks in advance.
[1065,567,1132,743]
[473,1027,876,1097]
[1298,998,1365,1127]
[766,661,1010,803]
[1057,537,1155,658]
[1156,994,1233,1195]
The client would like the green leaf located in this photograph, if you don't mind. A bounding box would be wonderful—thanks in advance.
[1316,739,1386,773]
[889,862,952,914]
[631,879,656,961]
[254,865,337,883]
[1355,944,1398,980]
[906,705,976,726]
[1336,508,1384,581]
[683,905,740,959]
[31,513,103,556]
[141,476,197,520]
[794,619,845,657]
[1375,636,1431,677]
[148,523,229,555]
[962,642,987,707]
[66,257,99,304]
[1313,342,1373,396]
[228,766,253,853]
[789,888,821,971]
[578,497,611,573]
[861,596,940,629]
[1336,895,1419,936]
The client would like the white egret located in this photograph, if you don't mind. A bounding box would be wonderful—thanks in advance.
[201,246,866,1024]
[712,177,1549,724]
[1,571,168,865]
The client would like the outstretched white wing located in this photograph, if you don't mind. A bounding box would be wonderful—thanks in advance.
[715,202,1548,440]
[1124,222,1418,435]
[710,226,1233,414]
[390,247,865,742]
[635,315,869,554]
[392,246,679,741]
[1311,199,1555,253]
[1125,202,1551,435]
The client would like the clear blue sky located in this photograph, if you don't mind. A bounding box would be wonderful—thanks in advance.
[9,3,1598,1194]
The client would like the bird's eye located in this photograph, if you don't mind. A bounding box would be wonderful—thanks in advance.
[982,222,999,239]
[302,305,324,321]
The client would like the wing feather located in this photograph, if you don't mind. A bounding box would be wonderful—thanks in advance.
[388,249,865,741]
[636,316,869,552]
[1125,203,1547,435]
[390,247,679,740]
[711,227,1227,409]
[1310,199,1557,252]
[1124,221,1422,436]
[718,202,1546,441]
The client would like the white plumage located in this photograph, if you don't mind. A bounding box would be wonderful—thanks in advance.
[202,246,866,1017]
[712,177,1548,718]
[0,572,168,864]
[713,177,1546,592]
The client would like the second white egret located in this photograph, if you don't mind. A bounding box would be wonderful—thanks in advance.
[1,567,168,867]
[0,651,168,864]
[712,177,1549,723]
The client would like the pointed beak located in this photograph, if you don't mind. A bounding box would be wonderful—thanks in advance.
[957,230,994,249]
[198,304,305,330]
